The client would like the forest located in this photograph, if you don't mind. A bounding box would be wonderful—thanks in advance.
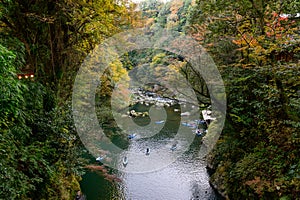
[0,0,299,199]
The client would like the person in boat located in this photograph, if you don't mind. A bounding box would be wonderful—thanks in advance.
[172,141,177,148]
[196,129,202,136]
[123,156,128,166]
[171,143,177,151]
[128,134,136,139]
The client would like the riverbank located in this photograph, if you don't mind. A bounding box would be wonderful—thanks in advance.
[206,154,229,200]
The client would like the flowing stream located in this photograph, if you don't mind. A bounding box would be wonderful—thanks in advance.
[80,103,223,200]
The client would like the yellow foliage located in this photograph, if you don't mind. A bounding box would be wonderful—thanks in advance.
[109,59,130,83]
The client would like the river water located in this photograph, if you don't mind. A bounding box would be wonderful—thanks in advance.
[80,103,222,200]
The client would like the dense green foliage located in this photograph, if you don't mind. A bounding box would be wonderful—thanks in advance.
[188,0,300,199]
[1,0,299,199]
[0,0,134,99]
[0,0,133,199]
[0,44,84,199]
[125,0,211,108]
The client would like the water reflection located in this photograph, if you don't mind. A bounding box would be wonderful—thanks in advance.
[81,104,222,200]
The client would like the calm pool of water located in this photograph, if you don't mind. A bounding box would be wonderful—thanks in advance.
[80,104,222,200]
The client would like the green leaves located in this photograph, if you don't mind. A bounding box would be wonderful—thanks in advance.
[188,0,300,198]
[0,45,26,129]
[0,43,84,199]
[0,0,138,199]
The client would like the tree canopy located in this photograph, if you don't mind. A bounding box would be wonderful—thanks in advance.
[0,0,135,199]
[187,0,300,198]
[0,0,299,199]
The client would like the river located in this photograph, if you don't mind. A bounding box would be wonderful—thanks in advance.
[80,103,223,200]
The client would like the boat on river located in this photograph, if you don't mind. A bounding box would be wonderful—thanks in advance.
[96,155,105,162]
[145,148,150,155]
[122,156,128,166]
[128,134,137,139]
[195,129,203,136]
[170,143,177,151]
[182,122,197,128]
[180,111,190,116]
[155,120,165,124]
[170,141,178,151]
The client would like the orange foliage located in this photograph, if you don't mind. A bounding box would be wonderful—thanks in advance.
[245,176,272,197]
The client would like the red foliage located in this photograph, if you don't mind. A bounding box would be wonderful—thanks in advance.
[85,165,122,183]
